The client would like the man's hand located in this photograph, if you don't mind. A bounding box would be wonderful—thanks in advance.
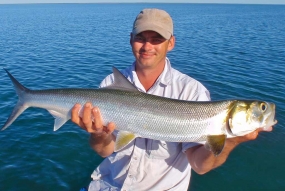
[187,127,274,175]
[227,126,273,145]
[71,102,116,135]
[71,102,116,157]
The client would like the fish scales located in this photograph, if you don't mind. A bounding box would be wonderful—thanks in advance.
[22,88,232,142]
[79,89,232,142]
[2,67,277,155]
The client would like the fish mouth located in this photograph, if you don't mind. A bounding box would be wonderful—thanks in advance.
[262,104,277,131]
[262,120,277,131]
[270,104,277,122]
[270,107,277,126]
[271,119,278,126]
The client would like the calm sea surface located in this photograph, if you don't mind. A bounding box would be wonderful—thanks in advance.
[0,3,284,191]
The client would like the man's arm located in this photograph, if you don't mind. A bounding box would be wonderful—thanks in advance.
[71,102,116,158]
[186,127,273,174]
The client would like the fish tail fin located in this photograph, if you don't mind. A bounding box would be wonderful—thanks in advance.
[4,68,29,96]
[1,102,28,131]
[1,69,30,131]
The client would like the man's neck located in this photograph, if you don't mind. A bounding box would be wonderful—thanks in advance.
[135,62,165,91]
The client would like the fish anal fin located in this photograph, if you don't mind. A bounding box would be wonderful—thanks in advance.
[54,117,69,131]
[114,131,137,152]
[205,134,226,156]
[48,110,69,131]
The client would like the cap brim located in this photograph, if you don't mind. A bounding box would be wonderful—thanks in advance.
[132,23,172,40]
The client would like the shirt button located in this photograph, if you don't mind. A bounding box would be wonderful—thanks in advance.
[134,156,137,160]
[129,174,132,178]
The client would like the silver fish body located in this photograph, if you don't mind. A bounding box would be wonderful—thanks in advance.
[2,68,277,155]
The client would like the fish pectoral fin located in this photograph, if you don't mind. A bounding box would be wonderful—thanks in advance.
[205,134,226,156]
[48,110,69,131]
[114,131,137,152]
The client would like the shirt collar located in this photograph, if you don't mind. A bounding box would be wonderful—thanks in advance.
[129,57,173,89]
[159,57,172,86]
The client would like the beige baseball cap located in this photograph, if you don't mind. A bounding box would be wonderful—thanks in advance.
[132,8,173,40]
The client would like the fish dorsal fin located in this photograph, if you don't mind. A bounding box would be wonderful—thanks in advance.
[205,134,226,156]
[48,110,69,131]
[103,67,139,92]
[114,131,137,152]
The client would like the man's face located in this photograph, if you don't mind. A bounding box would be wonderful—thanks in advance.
[130,31,175,69]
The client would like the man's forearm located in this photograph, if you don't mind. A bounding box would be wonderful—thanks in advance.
[89,133,116,158]
[186,128,267,174]
[186,139,238,175]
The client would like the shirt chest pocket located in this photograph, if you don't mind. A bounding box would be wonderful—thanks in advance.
[146,140,181,159]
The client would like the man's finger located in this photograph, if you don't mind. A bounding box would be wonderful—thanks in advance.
[244,130,259,141]
[71,103,87,130]
[105,122,116,134]
[71,103,84,126]
[82,102,93,131]
[71,103,81,124]
[92,106,103,133]
[260,126,273,132]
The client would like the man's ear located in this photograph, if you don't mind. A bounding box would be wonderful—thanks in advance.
[167,36,175,51]
[130,33,133,45]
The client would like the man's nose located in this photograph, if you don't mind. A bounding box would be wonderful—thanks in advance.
[141,41,152,50]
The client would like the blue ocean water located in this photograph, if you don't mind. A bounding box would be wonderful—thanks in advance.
[0,3,284,191]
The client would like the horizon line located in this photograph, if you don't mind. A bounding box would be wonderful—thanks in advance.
[1,2,285,5]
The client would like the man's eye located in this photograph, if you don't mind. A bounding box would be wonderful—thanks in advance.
[154,38,162,42]
[134,36,144,41]
[151,38,164,44]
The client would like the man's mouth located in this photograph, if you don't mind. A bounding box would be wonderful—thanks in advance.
[140,52,154,58]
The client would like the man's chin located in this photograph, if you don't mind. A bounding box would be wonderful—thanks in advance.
[137,59,155,67]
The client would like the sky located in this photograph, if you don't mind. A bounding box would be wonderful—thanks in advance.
[0,0,285,5]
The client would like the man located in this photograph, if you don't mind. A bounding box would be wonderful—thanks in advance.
[72,8,272,191]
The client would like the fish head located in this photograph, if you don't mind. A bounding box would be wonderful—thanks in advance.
[228,100,277,136]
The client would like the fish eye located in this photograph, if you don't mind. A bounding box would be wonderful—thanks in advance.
[260,103,267,111]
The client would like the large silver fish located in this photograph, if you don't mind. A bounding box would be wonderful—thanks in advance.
[2,68,277,155]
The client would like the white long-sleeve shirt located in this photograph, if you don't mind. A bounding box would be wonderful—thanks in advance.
[89,58,210,191]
